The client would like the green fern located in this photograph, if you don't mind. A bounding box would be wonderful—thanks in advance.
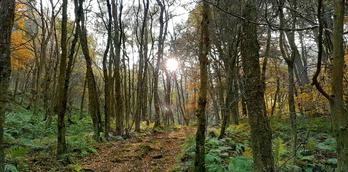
[273,137,287,166]
[227,156,253,172]
[4,164,19,172]
[316,138,336,152]
[7,146,29,159]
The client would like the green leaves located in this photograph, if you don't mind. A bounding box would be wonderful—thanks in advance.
[177,126,251,172]
[180,117,338,172]
[6,146,29,159]
[67,134,97,157]
[4,164,19,172]
[227,156,253,172]
[273,137,288,166]
[316,138,336,152]
[4,107,98,171]
[326,158,337,166]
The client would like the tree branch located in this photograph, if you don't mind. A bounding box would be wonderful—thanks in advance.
[312,0,332,101]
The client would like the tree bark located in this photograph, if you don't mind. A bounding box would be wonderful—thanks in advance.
[102,0,112,139]
[56,0,69,158]
[331,1,348,170]
[153,0,165,130]
[278,0,298,161]
[194,1,209,171]
[240,1,274,171]
[0,0,16,170]
[111,0,124,135]
[75,0,102,140]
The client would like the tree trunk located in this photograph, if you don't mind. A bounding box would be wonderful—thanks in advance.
[240,1,274,171]
[331,1,348,170]
[153,0,165,130]
[75,0,102,140]
[102,0,112,139]
[0,0,16,170]
[194,1,209,171]
[287,63,297,160]
[56,0,69,158]
[165,71,173,126]
[80,73,87,119]
[279,0,298,161]
[111,0,124,135]
[270,79,280,116]
[175,75,187,125]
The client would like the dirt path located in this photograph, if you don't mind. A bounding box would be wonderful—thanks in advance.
[81,127,195,172]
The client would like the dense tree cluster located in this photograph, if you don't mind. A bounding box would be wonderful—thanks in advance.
[0,0,347,171]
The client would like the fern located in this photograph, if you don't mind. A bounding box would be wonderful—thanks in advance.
[316,138,336,152]
[227,156,253,172]
[7,146,29,159]
[273,137,287,166]
[206,137,222,149]
[4,164,19,172]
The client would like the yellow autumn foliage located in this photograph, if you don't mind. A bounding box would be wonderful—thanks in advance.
[11,2,33,70]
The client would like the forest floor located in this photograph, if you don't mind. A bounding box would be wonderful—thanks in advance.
[80,126,195,172]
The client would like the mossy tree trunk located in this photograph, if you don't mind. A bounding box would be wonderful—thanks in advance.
[331,1,348,170]
[240,1,275,171]
[56,0,68,158]
[0,0,16,170]
[314,1,348,171]
[194,1,210,171]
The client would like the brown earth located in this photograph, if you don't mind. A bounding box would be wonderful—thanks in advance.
[80,127,195,172]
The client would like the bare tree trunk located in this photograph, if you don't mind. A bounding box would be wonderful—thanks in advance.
[330,1,348,170]
[75,0,102,140]
[240,1,274,171]
[279,1,297,161]
[194,1,209,171]
[0,0,16,170]
[153,0,165,129]
[175,75,187,125]
[102,0,113,139]
[112,0,124,135]
[56,0,69,158]
[271,79,280,116]
[314,0,348,169]
[287,62,297,159]
[80,74,87,119]
[165,71,173,126]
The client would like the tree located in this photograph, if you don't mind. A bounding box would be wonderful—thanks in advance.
[278,0,297,161]
[0,0,16,170]
[240,1,274,171]
[328,2,348,170]
[153,0,166,129]
[101,0,112,139]
[313,0,348,170]
[135,0,150,132]
[194,1,210,171]
[111,0,124,135]
[56,0,69,158]
[75,0,102,140]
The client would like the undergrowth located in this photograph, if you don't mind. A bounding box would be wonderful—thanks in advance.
[4,105,96,172]
[175,116,337,172]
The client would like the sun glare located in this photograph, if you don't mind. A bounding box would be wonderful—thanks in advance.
[165,58,179,72]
